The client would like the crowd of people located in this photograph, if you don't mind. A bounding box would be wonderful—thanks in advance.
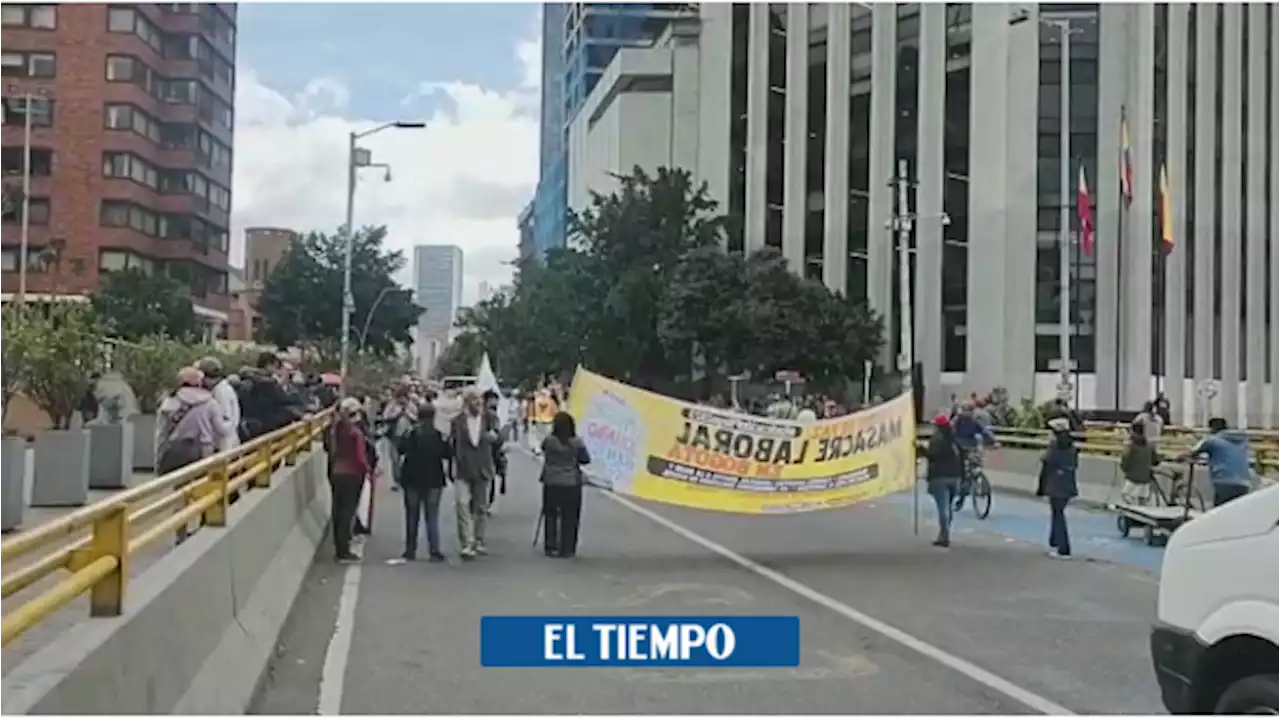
[922,387,1261,558]
[314,376,591,565]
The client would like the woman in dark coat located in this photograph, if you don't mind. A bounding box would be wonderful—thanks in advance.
[923,414,965,548]
[540,411,591,558]
[1037,417,1079,559]
[394,403,452,563]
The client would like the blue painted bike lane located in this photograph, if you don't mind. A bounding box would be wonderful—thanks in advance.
[878,487,1167,574]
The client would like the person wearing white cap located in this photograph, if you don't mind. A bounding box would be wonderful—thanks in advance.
[325,397,372,563]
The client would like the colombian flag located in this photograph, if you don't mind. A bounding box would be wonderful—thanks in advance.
[1158,163,1173,253]
[1078,164,1095,257]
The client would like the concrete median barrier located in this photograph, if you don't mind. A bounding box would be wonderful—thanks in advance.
[1,448,331,715]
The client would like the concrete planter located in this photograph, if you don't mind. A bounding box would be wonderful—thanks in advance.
[131,413,158,471]
[1,436,27,531]
[31,429,91,507]
[89,422,135,489]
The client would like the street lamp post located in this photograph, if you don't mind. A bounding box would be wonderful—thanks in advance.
[357,285,395,352]
[1050,17,1074,404]
[6,90,50,307]
[338,120,425,392]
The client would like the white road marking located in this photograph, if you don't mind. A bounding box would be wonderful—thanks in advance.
[602,491,1076,716]
[317,564,362,716]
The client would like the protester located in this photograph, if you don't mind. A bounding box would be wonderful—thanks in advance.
[240,352,302,440]
[1176,417,1254,507]
[922,414,964,548]
[197,356,241,452]
[1119,422,1160,504]
[156,366,229,474]
[1133,401,1165,444]
[379,386,416,493]
[950,401,998,511]
[529,387,558,456]
[391,402,451,564]
[483,389,509,513]
[78,375,100,426]
[449,390,502,560]
[540,411,591,558]
[325,397,370,564]
[1037,417,1079,559]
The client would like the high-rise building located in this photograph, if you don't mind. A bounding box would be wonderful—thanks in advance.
[412,245,464,374]
[0,3,236,336]
[520,3,688,260]
[558,3,1280,428]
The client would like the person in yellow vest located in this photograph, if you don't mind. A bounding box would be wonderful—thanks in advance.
[530,388,558,457]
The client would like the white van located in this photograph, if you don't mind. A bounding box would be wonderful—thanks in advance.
[1151,484,1278,714]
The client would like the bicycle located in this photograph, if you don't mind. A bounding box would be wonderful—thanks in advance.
[954,448,993,520]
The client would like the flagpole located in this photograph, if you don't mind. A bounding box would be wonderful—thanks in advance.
[1113,109,1126,412]
[1055,19,1074,404]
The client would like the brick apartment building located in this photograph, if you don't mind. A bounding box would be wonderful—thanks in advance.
[225,226,296,341]
[1,3,236,338]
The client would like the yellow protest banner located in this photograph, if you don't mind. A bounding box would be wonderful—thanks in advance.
[567,367,917,514]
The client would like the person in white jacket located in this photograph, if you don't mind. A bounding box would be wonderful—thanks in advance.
[198,356,241,452]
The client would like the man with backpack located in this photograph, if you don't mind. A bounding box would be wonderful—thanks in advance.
[155,366,230,475]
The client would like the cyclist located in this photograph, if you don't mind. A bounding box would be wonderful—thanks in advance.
[951,400,999,511]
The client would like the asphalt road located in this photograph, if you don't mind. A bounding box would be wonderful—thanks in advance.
[250,446,1165,715]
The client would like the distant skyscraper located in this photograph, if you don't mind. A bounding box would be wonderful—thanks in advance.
[413,245,464,375]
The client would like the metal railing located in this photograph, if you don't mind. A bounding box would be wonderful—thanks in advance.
[0,408,335,647]
[916,424,1279,473]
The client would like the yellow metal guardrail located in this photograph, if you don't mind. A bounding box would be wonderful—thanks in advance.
[985,426,1279,471]
[0,408,335,647]
[915,424,1278,472]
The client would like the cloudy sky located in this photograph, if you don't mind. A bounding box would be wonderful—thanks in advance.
[231,2,541,305]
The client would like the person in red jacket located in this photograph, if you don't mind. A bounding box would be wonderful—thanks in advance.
[326,397,370,563]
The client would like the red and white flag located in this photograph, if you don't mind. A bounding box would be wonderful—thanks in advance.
[1077,164,1095,257]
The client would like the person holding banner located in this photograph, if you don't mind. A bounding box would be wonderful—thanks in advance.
[539,411,591,558]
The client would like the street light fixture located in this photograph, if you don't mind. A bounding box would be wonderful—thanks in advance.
[338,120,426,389]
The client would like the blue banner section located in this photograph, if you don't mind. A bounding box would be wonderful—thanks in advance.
[480,616,800,668]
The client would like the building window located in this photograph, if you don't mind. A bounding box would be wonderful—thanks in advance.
[98,250,155,274]
[106,6,161,52]
[1,147,53,177]
[163,79,196,104]
[2,4,57,29]
[99,250,130,272]
[103,103,161,143]
[0,246,50,273]
[2,96,55,126]
[102,152,158,189]
[1,51,55,78]
[105,54,136,81]
[107,7,134,32]
[1,196,50,225]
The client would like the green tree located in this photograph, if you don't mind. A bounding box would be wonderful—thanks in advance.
[92,268,198,341]
[115,335,199,414]
[1,304,37,424]
[20,303,107,429]
[256,226,422,355]
[569,166,725,386]
[453,165,884,398]
[431,332,486,379]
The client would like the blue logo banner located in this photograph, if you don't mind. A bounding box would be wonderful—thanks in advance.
[480,616,800,668]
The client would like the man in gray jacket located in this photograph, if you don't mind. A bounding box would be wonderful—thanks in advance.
[449,391,502,559]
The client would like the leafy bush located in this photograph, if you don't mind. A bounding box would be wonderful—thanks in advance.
[1,305,37,423]
[20,303,107,429]
[1012,397,1059,429]
[115,335,199,414]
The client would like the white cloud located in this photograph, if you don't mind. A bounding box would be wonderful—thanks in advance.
[230,29,541,306]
